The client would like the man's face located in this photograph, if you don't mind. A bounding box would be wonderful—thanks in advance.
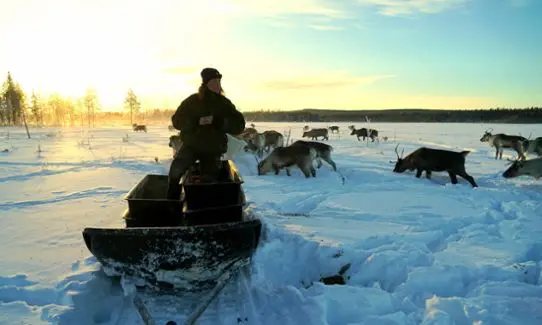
[207,78,223,94]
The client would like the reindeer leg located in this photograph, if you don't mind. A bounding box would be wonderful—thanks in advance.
[272,164,280,175]
[458,171,478,188]
[324,156,337,171]
[425,170,432,179]
[448,172,458,184]
[316,158,323,169]
[415,169,423,178]
[285,167,292,176]
[310,166,316,177]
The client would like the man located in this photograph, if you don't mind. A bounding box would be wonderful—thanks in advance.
[167,68,245,199]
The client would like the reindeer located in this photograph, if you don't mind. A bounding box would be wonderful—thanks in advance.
[169,133,246,160]
[328,126,340,134]
[168,125,175,131]
[480,128,527,160]
[244,133,266,157]
[302,128,329,141]
[168,134,183,157]
[262,130,284,153]
[291,140,337,171]
[502,156,542,179]
[256,145,317,178]
[392,144,478,187]
[132,124,147,132]
[521,137,542,157]
[239,127,258,141]
[350,127,368,141]
[368,129,379,142]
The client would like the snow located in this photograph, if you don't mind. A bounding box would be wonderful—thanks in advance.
[1,122,541,325]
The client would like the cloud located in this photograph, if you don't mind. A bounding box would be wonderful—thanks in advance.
[261,73,395,90]
[308,24,343,30]
[357,0,469,16]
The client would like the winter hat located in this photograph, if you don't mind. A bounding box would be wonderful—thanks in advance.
[200,68,222,85]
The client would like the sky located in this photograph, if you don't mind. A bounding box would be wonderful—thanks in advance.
[1,0,541,112]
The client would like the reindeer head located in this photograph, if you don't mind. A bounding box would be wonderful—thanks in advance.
[244,140,258,153]
[480,128,493,142]
[303,125,310,131]
[502,158,524,178]
[348,125,355,131]
[392,144,410,173]
[168,134,183,153]
[302,131,310,138]
[349,128,356,135]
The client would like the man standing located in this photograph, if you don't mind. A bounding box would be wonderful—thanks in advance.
[167,68,245,199]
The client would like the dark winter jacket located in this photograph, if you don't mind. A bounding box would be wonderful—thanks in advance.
[171,89,245,155]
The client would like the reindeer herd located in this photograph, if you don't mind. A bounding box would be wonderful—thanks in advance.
[166,123,542,186]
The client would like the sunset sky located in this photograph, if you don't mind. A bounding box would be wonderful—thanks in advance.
[1,0,541,112]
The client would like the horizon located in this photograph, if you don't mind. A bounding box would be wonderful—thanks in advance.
[1,0,541,112]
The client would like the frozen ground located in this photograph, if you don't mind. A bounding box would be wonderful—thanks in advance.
[0,122,541,325]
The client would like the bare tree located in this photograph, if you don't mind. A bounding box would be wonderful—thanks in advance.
[83,88,100,128]
[30,91,43,126]
[124,88,141,125]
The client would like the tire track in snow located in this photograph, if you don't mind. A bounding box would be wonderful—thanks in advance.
[0,187,127,210]
[0,165,85,182]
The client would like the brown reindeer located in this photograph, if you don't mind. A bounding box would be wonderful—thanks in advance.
[132,124,147,132]
[243,133,266,157]
[291,140,336,171]
[503,156,542,179]
[168,134,183,157]
[521,137,542,157]
[262,130,284,153]
[257,145,317,178]
[239,127,258,140]
[302,128,329,141]
[350,127,368,141]
[328,126,340,134]
[368,129,379,142]
[392,145,478,187]
[480,129,527,160]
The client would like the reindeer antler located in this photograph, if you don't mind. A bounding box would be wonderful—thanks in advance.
[485,128,493,134]
[394,144,404,159]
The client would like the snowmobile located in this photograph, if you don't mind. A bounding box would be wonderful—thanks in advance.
[82,161,262,324]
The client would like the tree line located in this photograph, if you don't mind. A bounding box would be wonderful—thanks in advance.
[242,107,542,123]
[0,72,144,128]
[2,72,540,128]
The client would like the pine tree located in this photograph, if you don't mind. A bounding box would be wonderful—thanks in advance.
[1,72,26,126]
